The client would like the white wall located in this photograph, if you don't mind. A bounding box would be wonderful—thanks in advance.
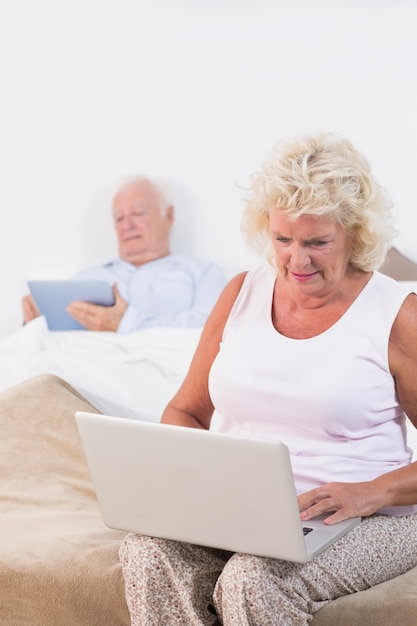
[1,0,417,337]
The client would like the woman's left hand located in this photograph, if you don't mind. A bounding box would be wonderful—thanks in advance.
[298,480,384,524]
[299,460,417,524]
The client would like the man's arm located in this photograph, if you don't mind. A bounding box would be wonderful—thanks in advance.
[69,257,227,333]
[22,294,40,324]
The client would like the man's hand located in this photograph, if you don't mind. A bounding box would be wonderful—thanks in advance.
[66,285,128,331]
[22,294,40,324]
[298,480,384,524]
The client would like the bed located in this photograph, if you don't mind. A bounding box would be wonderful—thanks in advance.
[1,251,417,625]
[0,322,201,625]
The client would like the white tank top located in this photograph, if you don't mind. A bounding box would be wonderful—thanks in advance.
[209,264,415,514]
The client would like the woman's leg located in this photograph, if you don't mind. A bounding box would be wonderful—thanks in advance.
[214,514,417,626]
[119,533,230,626]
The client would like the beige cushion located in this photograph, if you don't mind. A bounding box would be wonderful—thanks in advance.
[0,374,130,626]
[380,247,417,281]
[312,564,417,625]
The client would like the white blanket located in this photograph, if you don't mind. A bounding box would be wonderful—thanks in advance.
[0,317,202,421]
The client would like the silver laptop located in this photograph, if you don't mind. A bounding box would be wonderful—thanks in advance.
[75,412,361,563]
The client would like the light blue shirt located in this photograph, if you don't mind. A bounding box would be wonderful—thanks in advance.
[74,253,227,333]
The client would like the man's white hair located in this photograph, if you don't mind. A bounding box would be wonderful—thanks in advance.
[114,175,173,215]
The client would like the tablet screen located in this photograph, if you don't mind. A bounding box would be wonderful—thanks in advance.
[28,280,115,331]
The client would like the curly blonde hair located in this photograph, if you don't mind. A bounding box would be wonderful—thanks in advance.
[241,132,397,271]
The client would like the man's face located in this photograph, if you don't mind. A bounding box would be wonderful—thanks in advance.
[112,180,173,266]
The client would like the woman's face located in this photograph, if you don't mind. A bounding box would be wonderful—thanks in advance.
[269,211,354,296]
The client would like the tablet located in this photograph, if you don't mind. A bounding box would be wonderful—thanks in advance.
[28,280,116,331]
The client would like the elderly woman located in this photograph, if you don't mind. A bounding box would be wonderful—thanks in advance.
[119,132,417,625]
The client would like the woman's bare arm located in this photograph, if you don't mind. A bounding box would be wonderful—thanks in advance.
[389,292,417,426]
[299,292,417,524]
[298,460,417,524]
[160,272,247,429]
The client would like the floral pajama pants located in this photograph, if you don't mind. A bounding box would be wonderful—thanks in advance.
[119,513,417,625]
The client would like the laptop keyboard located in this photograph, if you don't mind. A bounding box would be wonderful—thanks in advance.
[303,527,313,535]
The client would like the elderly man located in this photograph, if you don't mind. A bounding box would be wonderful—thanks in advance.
[22,177,226,332]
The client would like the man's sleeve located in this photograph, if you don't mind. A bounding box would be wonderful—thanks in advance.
[117,263,227,333]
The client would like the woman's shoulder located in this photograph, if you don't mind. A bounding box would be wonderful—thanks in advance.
[370,270,416,302]
[392,291,417,332]
[219,271,248,306]
[205,268,262,333]
[224,263,275,296]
